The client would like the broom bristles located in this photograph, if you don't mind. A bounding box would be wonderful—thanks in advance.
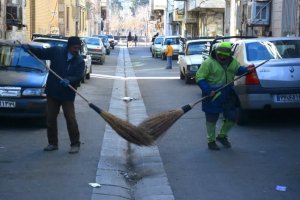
[138,109,185,140]
[99,111,154,146]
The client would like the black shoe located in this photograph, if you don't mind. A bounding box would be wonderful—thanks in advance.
[44,144,58,151]
[216,136,231,148]
[208,141,220,150]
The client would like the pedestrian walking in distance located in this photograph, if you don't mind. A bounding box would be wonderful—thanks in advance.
[195,42,254,150]
[30,36,85,154]
[165,40,173,69]
[134,34,138,47]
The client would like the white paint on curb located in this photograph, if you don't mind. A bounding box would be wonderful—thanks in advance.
[91,47,175,200]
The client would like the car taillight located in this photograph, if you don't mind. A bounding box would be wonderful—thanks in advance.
[245,68,260,85]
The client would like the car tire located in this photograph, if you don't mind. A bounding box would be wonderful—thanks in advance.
[237,108,248,126]
[185,75,193,84]
[37,117,47,128]
[81,68,87,83]
[180,70,185,80]
[86,65,92,79]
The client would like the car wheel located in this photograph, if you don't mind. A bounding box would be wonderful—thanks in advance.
[81,68,87,83]
[185,75,193,84]
[86,65,92,79]
[237,108,248,126]
[99,59,103,65]
[37,117,47,128]
[180,69,185,80]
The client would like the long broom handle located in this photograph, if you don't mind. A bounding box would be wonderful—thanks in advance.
[17,41,103,112]
[189,59,270,108]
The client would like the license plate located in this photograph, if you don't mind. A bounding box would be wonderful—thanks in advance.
[0,101,16,108]
[274,94,300,102]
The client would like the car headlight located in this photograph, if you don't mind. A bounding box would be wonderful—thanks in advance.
[23,88,46,97]
[188,65,200,71]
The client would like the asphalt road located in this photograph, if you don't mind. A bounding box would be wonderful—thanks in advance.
[129,46,300,200]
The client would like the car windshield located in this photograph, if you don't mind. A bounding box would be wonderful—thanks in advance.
[246,40,300,61]
[164,38,180,45]
[33,39,67,47]
[0,45,44,70]
[187,42,207,55]
[85,38,100,45]
[154,38,163,44]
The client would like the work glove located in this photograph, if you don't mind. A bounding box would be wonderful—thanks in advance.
[60,79,70,87]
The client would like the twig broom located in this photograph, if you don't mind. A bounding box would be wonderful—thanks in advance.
[20,42,153,146]
[138,59,270,141]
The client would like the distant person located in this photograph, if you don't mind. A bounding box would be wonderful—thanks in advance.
[127,31,132,47]
[29,36,85,154]
[151,32,159,43]
[134,34,138,47]
[165,40,173,69]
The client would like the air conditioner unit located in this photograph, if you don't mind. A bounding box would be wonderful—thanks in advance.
[247,1,270,26]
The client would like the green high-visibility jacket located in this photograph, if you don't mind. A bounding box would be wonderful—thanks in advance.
[195,55,247,113]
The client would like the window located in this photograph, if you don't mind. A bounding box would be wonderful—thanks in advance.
[6,5,23,30]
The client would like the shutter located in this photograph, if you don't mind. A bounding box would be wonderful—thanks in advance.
[282,0,297,35]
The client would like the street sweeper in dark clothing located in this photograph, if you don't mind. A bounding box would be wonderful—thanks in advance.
[29,36,85,153]
[195,42,254,150]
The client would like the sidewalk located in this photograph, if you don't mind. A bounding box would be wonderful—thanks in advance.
[91,47,175,200]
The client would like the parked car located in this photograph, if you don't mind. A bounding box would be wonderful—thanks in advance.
[228,36,300,124]
[161,35,184,60]
[106,34,115,49]
[92,35,110,55]
[33,35,92,83]
[178,38,214,84]
[151,36,164,58]
[0,40,48,126]
[84,37,106,64]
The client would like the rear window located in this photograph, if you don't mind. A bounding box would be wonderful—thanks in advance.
[246,39,300,61]
[85,38,100,45]
[164,38,180,45]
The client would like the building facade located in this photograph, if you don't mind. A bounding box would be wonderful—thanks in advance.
[149,0,300,38]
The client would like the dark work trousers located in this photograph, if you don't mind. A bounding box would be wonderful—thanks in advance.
[46,96,80,146]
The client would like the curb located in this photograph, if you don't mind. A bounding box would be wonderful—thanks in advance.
[91,47,175,200]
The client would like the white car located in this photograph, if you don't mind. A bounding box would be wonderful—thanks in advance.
[178,39,213,84]
[151,36,164,58]
[230,37,300,124]
[161,35,184,60]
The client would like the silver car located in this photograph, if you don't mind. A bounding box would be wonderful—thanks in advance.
[232,37,300,124]
[84,37,106,65]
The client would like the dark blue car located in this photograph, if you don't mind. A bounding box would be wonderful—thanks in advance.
[0,40,48,126]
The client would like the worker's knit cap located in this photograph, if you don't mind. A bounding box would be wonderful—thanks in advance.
[67,36,81,48]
